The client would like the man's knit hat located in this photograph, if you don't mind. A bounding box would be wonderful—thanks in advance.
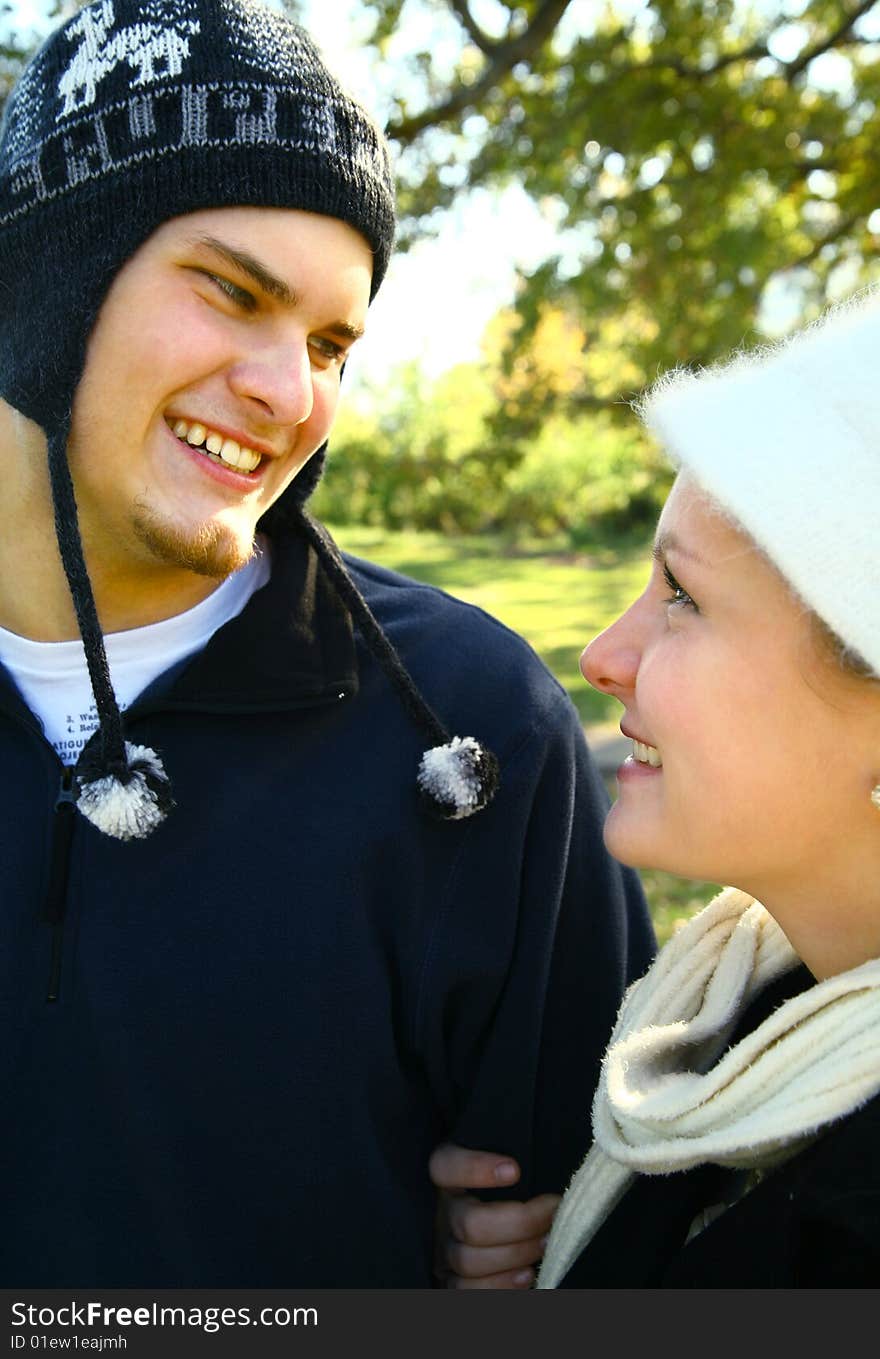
[637,285,880,679]
[0,0,499,838]
[0,0,396,428]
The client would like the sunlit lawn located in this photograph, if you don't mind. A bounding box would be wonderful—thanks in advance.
[637,870,719,947]
[330,523,652,725]
[328,521,719,943]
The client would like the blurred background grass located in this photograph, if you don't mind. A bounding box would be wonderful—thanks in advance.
[333,522,652,725]
[330,521,719,945]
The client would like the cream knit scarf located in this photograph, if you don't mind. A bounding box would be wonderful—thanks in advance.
[537,887,880,1289]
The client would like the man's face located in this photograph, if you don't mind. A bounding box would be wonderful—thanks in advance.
[67,205,372,591]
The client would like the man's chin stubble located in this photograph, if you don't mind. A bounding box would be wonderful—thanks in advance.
[132,504,255,579]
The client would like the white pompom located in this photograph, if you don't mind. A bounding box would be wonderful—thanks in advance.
[417,735,495,820]
[76,743,170,841]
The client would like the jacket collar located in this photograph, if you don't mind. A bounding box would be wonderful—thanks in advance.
[0,525,359,734]
[139,525,359,713]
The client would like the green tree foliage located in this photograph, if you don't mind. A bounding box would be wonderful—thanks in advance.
[4,3,879,388]
[313,359,505,532]
[5,3,878,536]
[367,0,880,412]
[1,7,33,102]
[313,302,672,536]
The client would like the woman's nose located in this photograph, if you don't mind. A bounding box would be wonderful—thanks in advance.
[580,610,642,698]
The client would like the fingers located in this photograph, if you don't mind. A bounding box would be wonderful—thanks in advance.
[428,1145,560,1290]
[441,1263,539,1290]
[428,1142,521,1193]
[444,1231,547,1283]
[445,1192,560,1250]
[434,1191,561,1288]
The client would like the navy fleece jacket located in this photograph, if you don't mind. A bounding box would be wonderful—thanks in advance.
[0,527,654,1286]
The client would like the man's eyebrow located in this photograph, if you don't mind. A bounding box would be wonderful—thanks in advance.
[194,234,298,304]
[323,317,366,342]
[191,235,365,340]
[652,530,709,566]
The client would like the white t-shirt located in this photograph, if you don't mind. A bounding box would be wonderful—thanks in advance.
[0,543,271,765]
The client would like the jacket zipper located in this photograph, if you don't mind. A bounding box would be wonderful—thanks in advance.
[43,766,77,1003]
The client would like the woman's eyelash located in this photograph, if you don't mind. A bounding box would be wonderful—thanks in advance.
[662,561,698,611]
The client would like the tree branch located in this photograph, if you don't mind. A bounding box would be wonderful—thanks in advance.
[386,0,876,145]
[387,0,574,143]
[447,0,498,55]
[605,0,877,84]
[632,40,770,79]
[779,212,861,271]
[785,0,877,78]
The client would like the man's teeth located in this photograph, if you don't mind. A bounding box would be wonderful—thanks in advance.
[632,740,663,768]
[171,419,261,473]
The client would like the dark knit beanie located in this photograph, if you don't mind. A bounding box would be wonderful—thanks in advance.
[0,0,499,839]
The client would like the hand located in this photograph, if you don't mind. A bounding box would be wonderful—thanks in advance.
[430,1142,561,1289]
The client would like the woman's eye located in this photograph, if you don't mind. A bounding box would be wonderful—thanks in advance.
[662,562,698,612]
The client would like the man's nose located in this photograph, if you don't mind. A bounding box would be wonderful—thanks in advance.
[228,336,314,427]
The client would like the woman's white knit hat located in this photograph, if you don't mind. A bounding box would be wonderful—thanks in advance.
[638,285,880,677]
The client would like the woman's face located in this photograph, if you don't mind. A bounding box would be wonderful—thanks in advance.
[580,474,880,929]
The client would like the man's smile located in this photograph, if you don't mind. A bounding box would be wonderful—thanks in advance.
[167,416,264,474]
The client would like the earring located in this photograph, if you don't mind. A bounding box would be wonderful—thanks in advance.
[872,785,880,810]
